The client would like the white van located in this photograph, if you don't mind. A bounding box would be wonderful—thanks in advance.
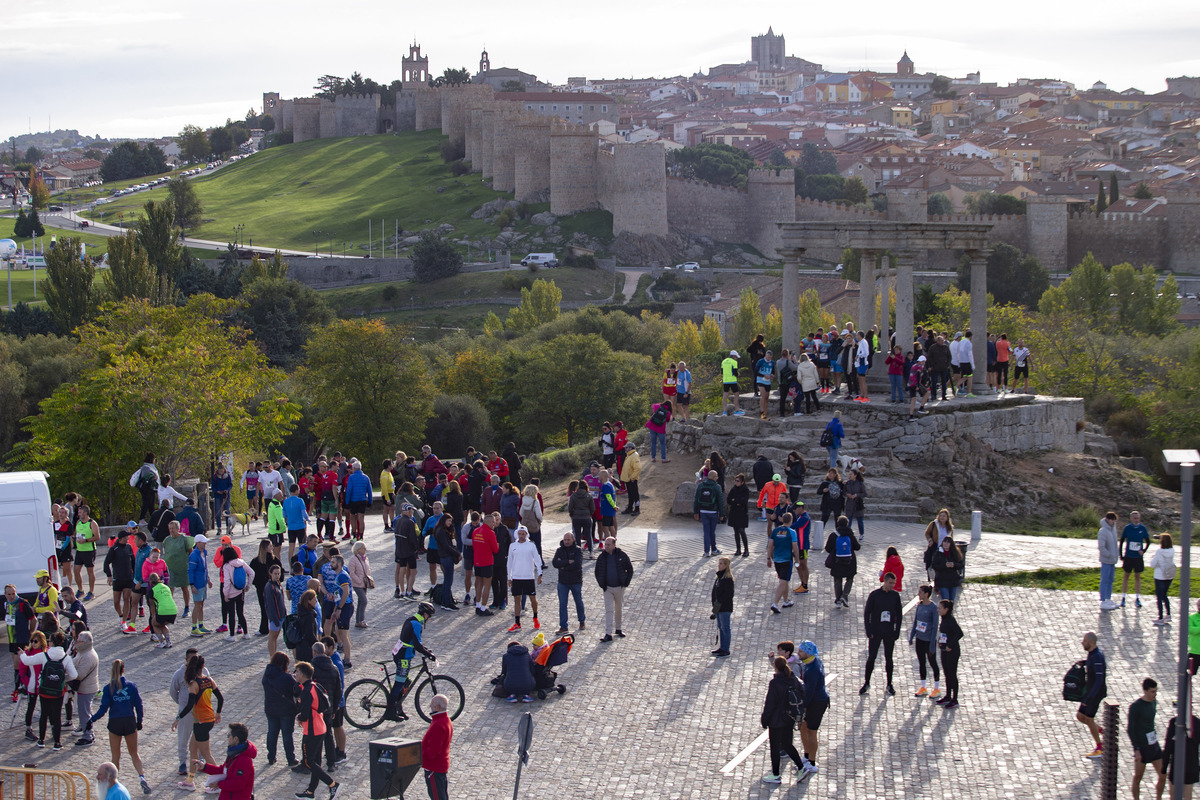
[520,253,559,268]
[0,472,59,597]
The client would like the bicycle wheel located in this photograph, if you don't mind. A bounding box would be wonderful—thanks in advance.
[343,678,390,730]
[414,674,465,722]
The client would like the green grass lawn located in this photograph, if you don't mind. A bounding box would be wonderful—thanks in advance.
[973,566,1200,598]
[0,216,114,257]
[84,132,513,252]
[319,267,615,315]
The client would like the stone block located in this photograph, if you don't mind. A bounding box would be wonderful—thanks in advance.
[672,482,698,515]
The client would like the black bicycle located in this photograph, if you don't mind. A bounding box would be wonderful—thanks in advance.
[343,657,464,729]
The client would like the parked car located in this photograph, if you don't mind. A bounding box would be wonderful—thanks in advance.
[520,253,559,268]
[677,262,699,272]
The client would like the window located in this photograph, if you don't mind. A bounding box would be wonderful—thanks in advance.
[602,106,608,112]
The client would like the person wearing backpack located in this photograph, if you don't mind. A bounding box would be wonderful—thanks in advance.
[693,470,727,558]
[824,515,860,608]
[21,630,78,750]
[860,572,902,697]
[760,655,806,784]
[817,468,845,534]
[220,546,255,643]
[821,416,844,470]
[293,660,341,799]
[128,453,161,524]
[644,400,672,463]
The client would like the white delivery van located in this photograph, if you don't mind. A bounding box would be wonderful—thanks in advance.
[0,472,58,598]
[520,253,559,268]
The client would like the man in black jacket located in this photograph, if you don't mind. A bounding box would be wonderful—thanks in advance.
[502,443,522,489]
[860,572,902,696]
[310,642,343,772]
[595,537,633,644]
[752,456,775,494]
[149,501,175,544]
[103,528,137,633]
[925,334,953,401]
[552,532,585,636]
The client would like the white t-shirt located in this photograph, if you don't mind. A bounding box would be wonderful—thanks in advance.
[508,540,542,580]
[856,338,870,366]
[259,469,283,501]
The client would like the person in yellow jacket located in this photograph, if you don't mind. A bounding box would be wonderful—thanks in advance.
[266,492,286,558]
[757,475,790,536]
[380,460,397,533]
[721,350,740,415]
[619,443,642,516]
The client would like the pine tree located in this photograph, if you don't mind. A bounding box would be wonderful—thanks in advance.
[13,208,29,238]
[1096,183,1107,215]
[28,209,45,237]
[1109,173,1119,206]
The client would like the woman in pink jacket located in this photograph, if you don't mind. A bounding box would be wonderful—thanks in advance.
[645,400,673,464]
[346,541,374,629]
[219,547,255,642]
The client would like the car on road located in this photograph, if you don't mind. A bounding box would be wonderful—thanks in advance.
[48,205,64,212]
[676,261,700,272]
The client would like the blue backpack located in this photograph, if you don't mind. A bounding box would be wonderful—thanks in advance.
[232,564,248,591]
[835,534,853,559]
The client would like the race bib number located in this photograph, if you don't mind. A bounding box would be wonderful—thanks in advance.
[4,614,14,628]
[77,533,87,541]
[938,633,948,644]
[1128,541,1141,553]
[881,611,891,623]
[1147,731,1158,746]
[916,621,928,633]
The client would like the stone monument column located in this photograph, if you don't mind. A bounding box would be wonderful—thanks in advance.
[781,249,802,356]
[894,251,915,350]
[968,251,989,382]
[877,254,891,349]
[857,250,876,332]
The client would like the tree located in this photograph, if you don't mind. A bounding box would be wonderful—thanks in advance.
[41,237,95,335]
[0,333,87,463]
[178,125,210,163]
[665,143,755,188]
[927,192,953,216]
[260,114,276,133]
[208,127,233,157]
[914,284,938,327]
[797,289,834,335]
[1039,253,1180,337]
[483,311,505,337]
[240,250,289,285]
[174,256,216,299]
[314,75,345,99]
[166,176,203,231]
[661,319,701,367]
[27,209,44,238]
[499,80,526,93]
[13,208,29,238]
[424,395,494,459]
[233,277,333,368]
[135,201,184,303]
[100,141,167,182]
[1133,182,1153,200]
[0,303,60,338]
[27,174,50,209]
[432,68,471,87]
[512,333,654,447]
[1109,173,1120,205]
[299,319,434,467]
[966,192,1026,215]
[797,174,845,202]
[955,243,1049,309]
[729,287,764,349]
[766,149,791,168]
[699,316,723,353]
[799,143,838,177]
[1096,182,1108,214]
[931,76,957,99]
[411,230,463,283]
[843,176,869,205]
[15,296,300,519]
[505,278,563,333]
[23,146,43,164]
[103,231,157,302]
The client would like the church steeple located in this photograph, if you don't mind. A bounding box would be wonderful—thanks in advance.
[897,50,914,76]
[479,47,490,74]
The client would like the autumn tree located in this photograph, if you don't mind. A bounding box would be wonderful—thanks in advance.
[27,173,50,209]
[728,287,764,349]
[661,319,701,367]
[505,278,563,333]
[699,317,723,353]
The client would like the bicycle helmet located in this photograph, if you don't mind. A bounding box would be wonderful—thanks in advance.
[417,601,436,619]
[799,640,818,658]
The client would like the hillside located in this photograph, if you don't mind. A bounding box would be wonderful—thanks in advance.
[83,132,519,252]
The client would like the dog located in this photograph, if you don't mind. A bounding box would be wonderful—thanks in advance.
[838,456,865,476]
[226,512,252,537]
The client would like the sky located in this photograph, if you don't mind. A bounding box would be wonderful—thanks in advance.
[6,0,1200,141]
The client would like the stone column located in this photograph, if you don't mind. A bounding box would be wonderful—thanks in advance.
[857,250,876,332]
[894,252,915,350]
[877,254,891,349]
[781,249,801,356]
[969,251,989,384]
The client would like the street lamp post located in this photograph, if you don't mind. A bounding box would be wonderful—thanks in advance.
[1164,448,1200,800]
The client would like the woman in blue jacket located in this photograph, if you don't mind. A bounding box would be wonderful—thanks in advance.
[500,641,536,703]
[88,659,150,794]
[261,650,299,767]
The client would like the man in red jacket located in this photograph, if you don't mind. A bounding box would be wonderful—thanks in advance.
[200,723,256,800]
[422,694,453,800]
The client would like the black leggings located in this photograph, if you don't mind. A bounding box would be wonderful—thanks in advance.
[302,733,335,791]
[256,585,269,634]
[804,390,820,414]
[25,692,37,728]
[996,361,1009,387]
[38,695,63,744]
[865,636,896,685]
[768,725,804,775]
[1156,578,1173,620]
[915,641,940,681]
[733,526,749,554]
[625,480,639,510]
[571,519,591,553]
[223,593,247,634]
[941,651,960,702]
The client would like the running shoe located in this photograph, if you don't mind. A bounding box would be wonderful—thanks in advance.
[215,625,229,633]
[506,695,519,703]
[520,695,534,703]
[792,585,809,594]
[781,601,794,608]
[140,625,152,634]
[943,701,959,710]
[155,640,168,649]
[762,773,782,784]
[83,593,94,601]
[1136,598,1143,608]
[533,617,540,629]
[178,781,196,790]
[507,622,522,632]
[929,688,942,699]
[915,687,929,697]
[1085,747,1103,759]
[139,607,145,617]
[198,625,213,634]
[140,775,151,794]
[886,684,896,696]
[329,784,341,799]
[770,605,781,614]
[859,683,870,695]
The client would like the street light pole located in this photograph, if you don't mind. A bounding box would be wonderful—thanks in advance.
[1164,449,1200,800]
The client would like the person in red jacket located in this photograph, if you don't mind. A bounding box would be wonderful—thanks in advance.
[880,546,905,593]
[471,521,499,615]
[422,694,453,800]
[201,723,256,800]
[486,451,509,481]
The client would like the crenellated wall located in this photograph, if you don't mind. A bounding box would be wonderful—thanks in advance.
[747,168,796,257]
[596,143,668,236]
[491,110,520,193]
[1164,194,1200,272]
[928,214,1029,252]
[292,98,322,143]
[333,94,381,137]
[413,86,441,131]
[665,178,748,243]
[1067,213,1168,268]
[478,109,497,178]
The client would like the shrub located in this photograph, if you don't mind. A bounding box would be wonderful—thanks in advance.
[439,140,465,163]
[521,441,599,483]
[500,273,535,291]
[449,159,470,177]
[423,395,493,459]
[516,201,531,219]
[381,285,399,302]
[495,207,515,228]
[1063,504,1102,530]
[411,231,463,283]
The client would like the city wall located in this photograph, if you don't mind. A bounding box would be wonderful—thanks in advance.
[263,85,1200,269]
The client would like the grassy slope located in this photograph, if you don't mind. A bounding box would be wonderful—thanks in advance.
[974,566,1200,598]
[1,216,113,257]
[84,132,510,252]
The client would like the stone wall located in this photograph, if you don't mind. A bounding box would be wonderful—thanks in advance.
[665,179,747,243]
[292,98,321,143]
[334,94,381,137]
[597,143,668,237]
[1067,213,1168,269]
[318,100,337,139]
[395,93,416,132]
[549,127,598,215]
[514,119,552,201]
[491,111,520,193]
[747,168,796,257]
[1164,195,1200,272]
[413,87,442,131]
[1026,198,1068,269]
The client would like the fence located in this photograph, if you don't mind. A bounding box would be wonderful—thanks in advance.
[0,766,92,800]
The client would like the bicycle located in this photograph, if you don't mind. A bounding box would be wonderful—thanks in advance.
[343,656,464,730]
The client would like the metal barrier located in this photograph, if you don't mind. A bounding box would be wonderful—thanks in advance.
[0,766,92,800]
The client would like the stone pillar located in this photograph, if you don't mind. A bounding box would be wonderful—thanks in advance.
[857,250,876,332]
[969,252,989,384]
[877,254,891,349]
[782,250,801,356]
[894,252,915,350]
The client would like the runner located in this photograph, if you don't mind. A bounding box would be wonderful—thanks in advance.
[1128,677,1166,800]
[767,514,799,615]
[727,474,750,558]
[825,515,860,609]
[1120,510,1151,608]
[908,585,941,698]
[507,527,542,632]
[471,515,499,616]
[172,654,223,790]
[860,572,902,696]
[102,529,137,634]
[790,501,812,595]
[394,504,421,600]
[241,462,261,520]
[1077,631,1107,759]
[147,573,177,649]
[721,350,740,415]
[187,534,213,637]
[73,505,100,600]
[797,640,827,778]
[314,461,340,542]
[87,659,151,794]
[935,599,963,710]
[292,661,341,799]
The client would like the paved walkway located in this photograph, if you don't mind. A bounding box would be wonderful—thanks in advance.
[0,515,1157,800]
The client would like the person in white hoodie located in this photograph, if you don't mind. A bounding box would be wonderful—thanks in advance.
[21,631,78,749]
[1097,512,1120,611]
[506,526,543,633]
[1151,533,1177,625]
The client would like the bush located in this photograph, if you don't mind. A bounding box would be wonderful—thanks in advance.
[564,253,596,269]
[496,207,515,228]
[1062,504,1102,530]
[516,201,531,219]
[423,395,493,460]
[521,441,599,483]
[439,140,466,163]
[382,285,399,302]
[449,159,470,177]
[411,231,463,283]
[500,273,535,291]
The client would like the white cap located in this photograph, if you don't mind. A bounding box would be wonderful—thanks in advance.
[917,355,927,362]
[729,350,739,358]
[840,329,850,335]
[193,534,208,544]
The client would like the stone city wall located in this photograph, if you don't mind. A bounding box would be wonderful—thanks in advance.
[1067,213,1168,269]
[665,178,748,243]
[597,143,668,237]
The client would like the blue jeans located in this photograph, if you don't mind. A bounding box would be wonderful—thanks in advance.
[556,582,585,630]
[265,713,296,763]
[1099,563,1115,602]
[716,611,731,652]
[700,512,719,553]
[826,446,839,469]
[939,586,959,603]
[439,558,456,598]
[889,373,904,403]
[649,430,667,460]
[212,495,230,531]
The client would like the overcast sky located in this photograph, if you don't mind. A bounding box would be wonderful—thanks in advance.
[7,0,1199,141]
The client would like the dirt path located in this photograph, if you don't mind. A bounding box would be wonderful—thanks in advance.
[540,453,705,529]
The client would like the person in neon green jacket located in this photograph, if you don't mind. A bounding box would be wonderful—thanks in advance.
[1189,599,1200,673]
[266,491,286,559]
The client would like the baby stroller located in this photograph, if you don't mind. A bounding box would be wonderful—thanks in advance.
[532,634,573,699]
